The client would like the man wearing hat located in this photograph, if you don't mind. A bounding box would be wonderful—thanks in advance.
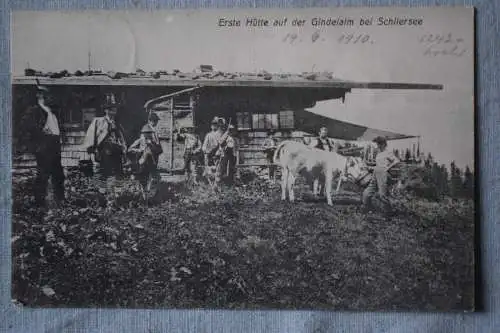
[83,92,127,180]
[362,136,400,214]
[129,123,162,164]
[147,112,160,143]
[202,116,225,167]
[127,124,162,197]
[28,83,65,206]
[176,125,202,180]
[217,122,238,184]
[146,112,162,167]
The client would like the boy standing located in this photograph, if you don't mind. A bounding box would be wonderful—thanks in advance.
[362,136,400,214]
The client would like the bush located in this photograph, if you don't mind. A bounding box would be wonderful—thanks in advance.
[397,165,440,201]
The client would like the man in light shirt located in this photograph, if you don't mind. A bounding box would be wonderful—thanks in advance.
[217,123,238,184]
[83,93,127,180]
[310,127,335,152]
[362,136,400,214]
[30,84,65,206]
[176,125,202,180]
[202,117,224,167]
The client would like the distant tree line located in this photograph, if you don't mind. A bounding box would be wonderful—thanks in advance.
[394,148,474,201]
[339,141,474,201]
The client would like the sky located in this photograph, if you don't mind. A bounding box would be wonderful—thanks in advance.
[11,8,475,169]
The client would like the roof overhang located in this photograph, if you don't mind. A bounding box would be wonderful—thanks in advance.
[11,76,443,90]
[295,109,417,141]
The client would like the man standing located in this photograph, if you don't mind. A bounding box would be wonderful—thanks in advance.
[128,123,163,168]
[128,124,162,197]
[177,125,202,180]
[145,112,162,170]
[217,123,238,184]
[262,129,277,181]
[202,117,224,167]
[310,127,335,152]
[147,112,160,144]
[83,93,127,181]
[362,136,400,214]
[29,84,65,207]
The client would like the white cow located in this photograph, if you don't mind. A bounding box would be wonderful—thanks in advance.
[273,140,365,206]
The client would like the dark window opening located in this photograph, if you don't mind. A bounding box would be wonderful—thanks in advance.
[252,113,279,130]
[236,112,251,130]
[279,110,294,129]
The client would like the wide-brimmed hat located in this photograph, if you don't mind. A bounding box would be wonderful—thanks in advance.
[102,92,120,109]
[372,136,387,145]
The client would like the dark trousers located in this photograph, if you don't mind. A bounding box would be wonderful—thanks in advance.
[34,136,65,206]
[98,143,123,180]
[137,154,159,190]
[218,150,236,184]
[265,150,276,179]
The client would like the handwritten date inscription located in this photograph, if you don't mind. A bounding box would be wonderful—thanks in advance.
[283,31,374,44]
[420,33,466,57]
[337,33,373,44]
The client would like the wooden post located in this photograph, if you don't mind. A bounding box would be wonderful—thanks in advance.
[190,94,195,126]
[170,97,174,171]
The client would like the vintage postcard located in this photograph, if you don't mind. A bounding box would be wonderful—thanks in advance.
[11,7,475,310]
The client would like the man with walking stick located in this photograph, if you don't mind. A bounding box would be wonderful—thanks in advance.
[28,82,65,207]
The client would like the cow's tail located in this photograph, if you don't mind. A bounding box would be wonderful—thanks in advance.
[273,141,287,165]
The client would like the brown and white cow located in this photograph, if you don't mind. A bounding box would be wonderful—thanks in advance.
[273,140,365,206]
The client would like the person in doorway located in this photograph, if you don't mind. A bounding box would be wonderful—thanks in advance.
[147,112,160,144]
[362,136,400,215]
[83,93,127,181]
[145,112,162,169]
[262,129,277,181]
[28,84,65,207]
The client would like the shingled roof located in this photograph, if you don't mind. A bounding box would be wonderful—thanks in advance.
[12,67,443,90]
